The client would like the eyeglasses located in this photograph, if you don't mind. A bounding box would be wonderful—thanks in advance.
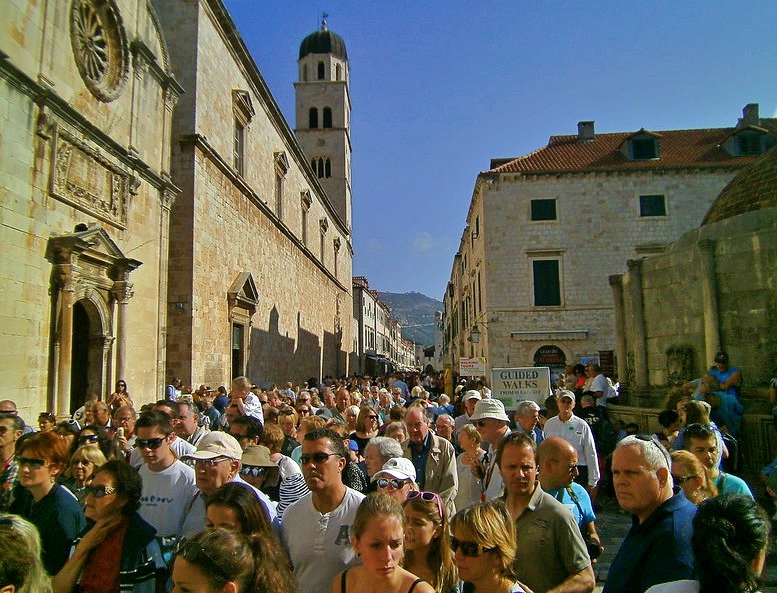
[85,484,117,498]
[194,457,230,468]
[672,475,697,485]
[174,538,233,583]
[79,434,99,444]
[405,490,443,518]
[240,466,267,477]
[134,437,165,449]
[450,537,497,557]
[299,452,341,465]
[377,478,410,490]
[17,456,47,470]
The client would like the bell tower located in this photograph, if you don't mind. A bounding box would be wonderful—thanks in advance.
[295,17,352,233]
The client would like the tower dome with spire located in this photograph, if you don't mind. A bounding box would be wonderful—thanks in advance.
[299,17,348,61]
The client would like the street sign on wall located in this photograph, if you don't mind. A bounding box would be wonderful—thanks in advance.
[459,357,486,377]
[491,367,552,409]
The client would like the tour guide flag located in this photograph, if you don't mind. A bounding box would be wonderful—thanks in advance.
[491,367,551,409]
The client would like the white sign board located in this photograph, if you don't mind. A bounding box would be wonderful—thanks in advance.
[490,367,552,410]
[459,357,486,377]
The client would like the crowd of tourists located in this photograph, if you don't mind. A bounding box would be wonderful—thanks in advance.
[0,357,771,593]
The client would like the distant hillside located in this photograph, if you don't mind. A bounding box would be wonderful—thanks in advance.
[378,291,442,347]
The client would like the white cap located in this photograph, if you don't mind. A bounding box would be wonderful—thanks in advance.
[371,457,417,483]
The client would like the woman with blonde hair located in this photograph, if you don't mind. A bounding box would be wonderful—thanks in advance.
[403,491,458,593]
[344,405,360,433]
[0,513,52,593]
[332,492,434,593]
[61,445,107,505]
[450,500,527,593]
[670,450,717,505]
[351,405,381,457]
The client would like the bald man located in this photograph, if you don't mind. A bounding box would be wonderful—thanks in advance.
[538,437,601,555]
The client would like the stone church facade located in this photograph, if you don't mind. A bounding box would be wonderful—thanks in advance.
[1,0,353,418]
[443,106,774,384]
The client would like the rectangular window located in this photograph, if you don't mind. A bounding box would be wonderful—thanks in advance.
[631,138,658,160]
[301,208,308,246]
[233,119,245,175]
[275,173,283,219]
[532,260,561,306]
[231,323,244,379]
[639,194,667,217]
[736,133,763,156]
[531,199,557,221]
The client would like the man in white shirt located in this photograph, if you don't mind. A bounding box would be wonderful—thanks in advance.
[470,398,511,501]
[543,390,600,496]
[135,410,198,558]
[281,428,365,593]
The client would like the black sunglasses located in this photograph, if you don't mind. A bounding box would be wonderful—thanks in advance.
[299,452,341,465]
[134,437,165,449]
[366,415,379,420]
[240,466,267,477]
[79,434,99,444]
[17,456,47,470]
[377,478,409,490]
[85,484,118,498]
[174,539,232,582]
[672,474,697,485]
[450,537,497,557]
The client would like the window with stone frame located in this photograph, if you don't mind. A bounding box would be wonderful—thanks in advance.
[317,61,325,80]
[232,90,254,176]
[532,259,562,306]
[300,190,312,247]
[274,152,289,219]
[639,194,667,217]
[333,237,341,279]
[319,217,328,264]
[309,107,319,129]
[323,107,333,128]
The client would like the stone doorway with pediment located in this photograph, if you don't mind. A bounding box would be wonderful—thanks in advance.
[45,224,141,418]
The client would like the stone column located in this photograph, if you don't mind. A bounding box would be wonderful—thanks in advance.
[53,264,77,420]
[609,274,628,384]
[697,239,721,368]
[626,259,649,389]
[111,273,135,382]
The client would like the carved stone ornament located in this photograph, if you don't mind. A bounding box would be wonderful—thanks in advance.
[51,128,133,229]
[70,0,130,102]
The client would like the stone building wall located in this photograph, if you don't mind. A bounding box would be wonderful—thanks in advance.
[1,0,179,416]
[158,0,352,387]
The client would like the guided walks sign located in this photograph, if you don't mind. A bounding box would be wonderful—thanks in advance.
[491,367,552,409]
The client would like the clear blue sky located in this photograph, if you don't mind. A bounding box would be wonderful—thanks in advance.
[223,0,777,300]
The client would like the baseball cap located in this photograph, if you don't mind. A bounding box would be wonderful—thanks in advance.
[470,399,509,422]
[557,390,576,403]
[183,431,243,461]
[371,457,417,483]
[464,390,482,402]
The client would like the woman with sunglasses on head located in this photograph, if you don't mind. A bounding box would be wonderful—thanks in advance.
[403,490,458,593]
[205,482,295,593]
[77,425,112,459]
[351,406,381,458]
[52,460,165,593]
[332,492,435,593]
[38,411,57,432]
[61,445,107,506]
[450,500,529,593]
[9,431,86,575]
[172,527,294,593]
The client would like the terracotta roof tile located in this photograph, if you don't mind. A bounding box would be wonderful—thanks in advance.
[489,127,765,174]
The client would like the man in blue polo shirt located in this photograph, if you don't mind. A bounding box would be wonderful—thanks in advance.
[604,435,696,593]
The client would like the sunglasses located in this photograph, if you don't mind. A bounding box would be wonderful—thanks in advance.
[405,490,443,517]
[450,537,497,557]
[17,456,47,470]
[85,484,117,498]
[134,437,165,449]
[174,539,232,583]
[366,415,379,420]
[377,478,410,490]
[299,452,341,465]
[240,466,267,477]
[79,434,99,444]
[672,475,697,485]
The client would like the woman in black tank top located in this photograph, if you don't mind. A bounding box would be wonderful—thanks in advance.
[333,493,435,593]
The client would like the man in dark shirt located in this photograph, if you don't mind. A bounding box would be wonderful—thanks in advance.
[604,435,696,593]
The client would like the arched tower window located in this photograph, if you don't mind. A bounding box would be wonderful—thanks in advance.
[309,107,318,129]
[323,107,332,128]
[302,64,308,81]
[336,64,342,81]
[325,158,331,178]
[317,61,325,80]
